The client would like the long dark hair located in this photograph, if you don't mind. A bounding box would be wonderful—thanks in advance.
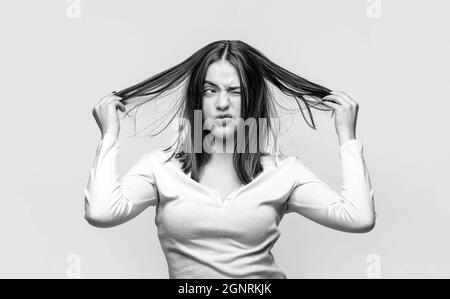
[115,40,332,184]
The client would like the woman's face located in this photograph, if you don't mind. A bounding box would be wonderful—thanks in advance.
[202,60,242,141]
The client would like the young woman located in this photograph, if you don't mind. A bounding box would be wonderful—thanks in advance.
[84,40,376,279]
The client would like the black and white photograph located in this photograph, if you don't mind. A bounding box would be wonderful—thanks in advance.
[1,0,449,282]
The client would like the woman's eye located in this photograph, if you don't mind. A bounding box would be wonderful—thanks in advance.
[203,88,240,96]
[203,88,215,95]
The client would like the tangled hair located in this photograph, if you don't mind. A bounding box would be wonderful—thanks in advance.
[115,40,332,184]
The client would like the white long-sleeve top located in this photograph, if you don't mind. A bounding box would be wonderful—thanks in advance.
[84,132,376,278]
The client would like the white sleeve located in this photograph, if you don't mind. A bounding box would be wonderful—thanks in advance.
[284,139,376,233]
[83,133,158,228]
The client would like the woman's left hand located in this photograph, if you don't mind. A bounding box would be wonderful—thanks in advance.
[321,91,359,145]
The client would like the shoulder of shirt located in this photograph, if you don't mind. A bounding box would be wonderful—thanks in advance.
[142,148,177,164]
[263,153,313,174]
[261,152,296,167]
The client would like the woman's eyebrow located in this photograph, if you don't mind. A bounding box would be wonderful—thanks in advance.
[204,80,240,90]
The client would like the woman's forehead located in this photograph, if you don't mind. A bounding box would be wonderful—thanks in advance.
[203,79,240,89]
[204,61,240,86]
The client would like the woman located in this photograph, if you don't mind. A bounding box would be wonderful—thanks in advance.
[84,40,376,279]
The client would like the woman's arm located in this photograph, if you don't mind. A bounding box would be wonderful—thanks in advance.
[83,132,158,228]
[285,139,376,233]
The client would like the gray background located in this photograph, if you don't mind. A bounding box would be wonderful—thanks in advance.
[0,0,449,278]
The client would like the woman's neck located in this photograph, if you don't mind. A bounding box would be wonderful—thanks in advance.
[207,137,235,164]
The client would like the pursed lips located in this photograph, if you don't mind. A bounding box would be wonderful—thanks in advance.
[215,114,234,124]
[215,114,233,119]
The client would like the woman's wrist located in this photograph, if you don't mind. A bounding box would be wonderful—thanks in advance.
[337,132,356,146]
[102,131,118,140]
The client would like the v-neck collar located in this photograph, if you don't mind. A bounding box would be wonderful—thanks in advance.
[158,150,295,206]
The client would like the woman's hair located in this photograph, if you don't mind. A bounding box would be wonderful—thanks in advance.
[115,40,332,184]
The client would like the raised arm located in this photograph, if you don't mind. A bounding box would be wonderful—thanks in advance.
[84,92,159,228]
[285,139,376,233]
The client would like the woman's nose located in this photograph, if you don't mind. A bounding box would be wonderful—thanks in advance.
[216,92,230,110]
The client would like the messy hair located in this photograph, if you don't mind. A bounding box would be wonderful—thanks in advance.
[115,40,332,184]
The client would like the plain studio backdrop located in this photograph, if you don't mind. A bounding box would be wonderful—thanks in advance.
[0,0,449,279]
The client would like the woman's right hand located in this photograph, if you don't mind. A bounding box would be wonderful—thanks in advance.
[92,92,126,139]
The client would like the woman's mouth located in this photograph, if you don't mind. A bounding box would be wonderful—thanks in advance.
[216,116,233,125]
